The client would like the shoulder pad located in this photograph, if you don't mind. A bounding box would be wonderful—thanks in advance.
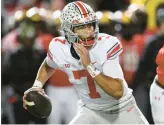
[97,34,123,60]
[47,37,66,61]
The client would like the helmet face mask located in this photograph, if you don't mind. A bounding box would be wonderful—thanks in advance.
[60,1,99,47]
[73,22,96,46]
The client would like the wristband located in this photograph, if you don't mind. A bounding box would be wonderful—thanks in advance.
[87,63,100,78]
[32,80,43,88]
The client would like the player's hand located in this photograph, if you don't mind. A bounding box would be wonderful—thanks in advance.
[73,43,91,67]
[23,87,45,109]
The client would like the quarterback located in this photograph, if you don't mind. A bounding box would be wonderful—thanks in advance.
[23,1,149,124]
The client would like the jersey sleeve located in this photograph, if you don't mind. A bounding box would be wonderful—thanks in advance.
[102,57,129,96]
[102,57,124,79]
[45,39,59,69]
[106,36,123,60]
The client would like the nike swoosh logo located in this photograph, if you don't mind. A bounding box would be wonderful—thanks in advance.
[92,61,97,65]
[127,106,134,112]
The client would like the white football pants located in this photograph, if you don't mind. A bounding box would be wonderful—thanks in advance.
[47,84,79,124]
[69,99,149,124]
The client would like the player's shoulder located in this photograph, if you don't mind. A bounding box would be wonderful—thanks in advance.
[97,33,120,46]
[49,36,67,49]
[48,36,67,58]
[96,33,123,59]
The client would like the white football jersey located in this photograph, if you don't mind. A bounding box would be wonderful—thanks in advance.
[46,33,133,111]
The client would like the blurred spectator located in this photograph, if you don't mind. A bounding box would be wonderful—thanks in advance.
[50,0,65,11]
[1,0,19,35]
[47,10,61,37]
[1,86,15,124]
[1,9,27,56]
[26,7,55,51]
[2,16,4,38]
[13,9,27,28]
[131,5,164,124]
[80,0,102,11]
[97,11,116,35]
[118,7,148,86]
[17,0,49,9]
[2,19,46,124]
[97,0,129,12]
[119,31,146,86]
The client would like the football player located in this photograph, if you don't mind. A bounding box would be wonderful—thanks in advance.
[23,1,149,124]
[149,7,164,124]
[150,46,164,124]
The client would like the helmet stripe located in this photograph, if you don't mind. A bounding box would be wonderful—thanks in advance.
[75,1,88,18]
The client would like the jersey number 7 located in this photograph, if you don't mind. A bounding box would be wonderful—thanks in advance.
[72,70,101,99]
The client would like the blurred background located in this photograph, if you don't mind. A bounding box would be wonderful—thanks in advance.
[1,0,164,124]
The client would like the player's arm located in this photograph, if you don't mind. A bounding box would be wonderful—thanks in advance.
[23,57,56,109]
[92,57,123,99]
[28,44,58,89]
[34,58,56,88]
[23,56,57,94]
[23,41,58,109]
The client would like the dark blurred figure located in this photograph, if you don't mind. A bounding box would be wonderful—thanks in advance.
[97,0,129,12]
[1,0,19,35]
[2,16,4,38]
[1,9,28,124]
[2,18,46,124]
[48,10,61,38]
[98,11,116,35]
[132,4,164,124]
[25,7,54,51]
[131,7,147,35]
[118,7,148,87]
[17,0,49,10]
[1,9,27,55]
